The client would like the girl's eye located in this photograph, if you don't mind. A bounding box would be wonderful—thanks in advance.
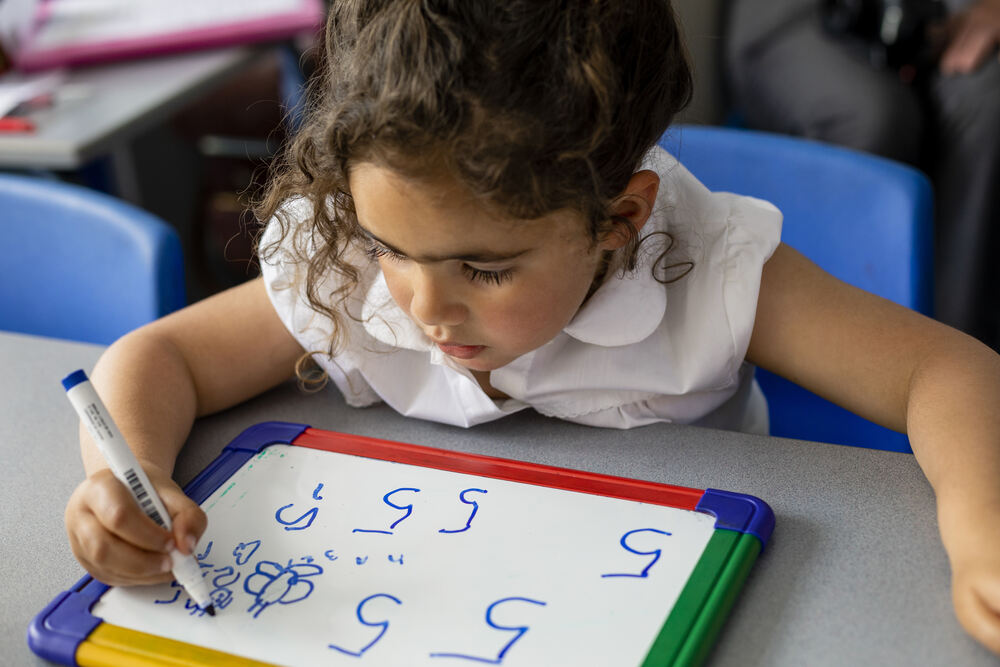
[365,242,406,263]
[463,266,514,286]
[366,240,511,285]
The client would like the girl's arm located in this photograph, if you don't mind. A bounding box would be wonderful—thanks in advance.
[66,277,305,585]
[747,243,1000,654]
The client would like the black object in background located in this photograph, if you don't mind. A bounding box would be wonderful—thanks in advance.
[820,0,946,73]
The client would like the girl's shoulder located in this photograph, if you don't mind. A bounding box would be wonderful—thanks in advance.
[639,145,784,378]
[643,144,782,279]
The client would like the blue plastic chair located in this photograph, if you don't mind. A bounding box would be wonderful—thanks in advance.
[0,174,186,345]
[277,43,308,132]
[659,125,934,452]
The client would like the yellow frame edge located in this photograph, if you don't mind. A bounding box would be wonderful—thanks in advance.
[76,623,277,667]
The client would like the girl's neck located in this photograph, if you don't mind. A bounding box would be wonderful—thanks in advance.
[472,370,510,399]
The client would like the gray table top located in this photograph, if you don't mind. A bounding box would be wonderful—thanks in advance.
[2,330,996,666]
[0,48,260,170]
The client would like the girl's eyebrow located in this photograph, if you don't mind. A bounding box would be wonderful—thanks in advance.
[357,225,530,263]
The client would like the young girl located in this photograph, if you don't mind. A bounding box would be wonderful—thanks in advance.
[65,0,1000,654]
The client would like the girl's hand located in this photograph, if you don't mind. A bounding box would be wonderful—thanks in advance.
[941,502,1000,654]
[64,465,207,587]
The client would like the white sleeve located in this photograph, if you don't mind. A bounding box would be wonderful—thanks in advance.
[258,206,331,351]
[258,206,383,407]
[718,192,783,366]
[653,150,783,396]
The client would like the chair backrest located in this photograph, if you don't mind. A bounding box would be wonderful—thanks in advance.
[0,174,186,345]
[277,43,307,132]
[659,125,934,452]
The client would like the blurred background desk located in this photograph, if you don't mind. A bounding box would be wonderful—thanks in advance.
[0,47,263,197]
[2,330,997,666]
[0,45,291,301]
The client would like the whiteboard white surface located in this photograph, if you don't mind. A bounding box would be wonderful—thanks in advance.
[94,444,716,666]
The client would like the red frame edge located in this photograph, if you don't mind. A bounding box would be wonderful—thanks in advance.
[293,428,704,510]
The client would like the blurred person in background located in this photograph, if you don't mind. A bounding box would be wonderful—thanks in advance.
[725,0,1000,349]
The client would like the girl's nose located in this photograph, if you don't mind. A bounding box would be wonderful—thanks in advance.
[409,270,467,327]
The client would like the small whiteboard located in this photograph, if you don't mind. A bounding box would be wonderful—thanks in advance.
[30,422,774,666]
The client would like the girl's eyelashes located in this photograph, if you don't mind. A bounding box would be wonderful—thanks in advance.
[366,239,514,286]
[365,242,405,262]
[463,266,514,286]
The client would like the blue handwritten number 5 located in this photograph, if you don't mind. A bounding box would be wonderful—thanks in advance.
[353,487,421,535]
[275,504,318,531]
[430,597,547,664]
[439,488,488,534]
[601,528,672,578]
[328,593,402,657]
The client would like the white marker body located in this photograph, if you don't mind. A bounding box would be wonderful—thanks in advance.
[64,372,214,612]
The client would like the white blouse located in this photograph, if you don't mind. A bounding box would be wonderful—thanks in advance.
[261,146,783,433]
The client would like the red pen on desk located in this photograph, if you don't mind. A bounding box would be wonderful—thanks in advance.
[0,117,36,133]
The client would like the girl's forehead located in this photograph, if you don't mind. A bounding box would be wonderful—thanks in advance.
[349,162,504,219]
[349,163,591,249]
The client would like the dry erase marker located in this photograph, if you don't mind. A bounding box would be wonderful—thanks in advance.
[61,369,216,616]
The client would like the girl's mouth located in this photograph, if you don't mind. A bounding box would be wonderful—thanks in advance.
[436,343,486,359]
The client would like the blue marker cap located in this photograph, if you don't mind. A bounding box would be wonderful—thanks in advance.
[61,369,89,391]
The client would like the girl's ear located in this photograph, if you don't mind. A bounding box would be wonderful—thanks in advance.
[600,170,660,250]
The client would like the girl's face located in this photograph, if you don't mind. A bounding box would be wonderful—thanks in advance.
[349,163,618,374]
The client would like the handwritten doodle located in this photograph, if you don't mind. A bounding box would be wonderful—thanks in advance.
[313,483,325,501]
[324,549,339,562]
[195,541,214,561]
[244,560,324,618]
[388,554,404,565]
[193,540,215,572]
[233,540,261,566]
[210,587,236,611]
[429,597,547,663]
[353,487,422,535]
[601,528,672,579]
[439,488,488,534]
[275,503,319,531]
[328,593,403,658]
[154,581,182,605]
[209,566,241,611]
[184,597,211,617]
[356,556,369,565]
[213,566,240,587]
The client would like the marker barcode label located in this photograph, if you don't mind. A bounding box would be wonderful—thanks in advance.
[123,468,166,527]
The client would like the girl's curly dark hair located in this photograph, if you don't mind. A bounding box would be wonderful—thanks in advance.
[256,0,693,360]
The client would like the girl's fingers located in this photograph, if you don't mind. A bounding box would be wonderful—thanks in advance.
[171,507,208,555]
[66,469,208,584]
[157,483,208,556]
[86,468,173,552]
[69,509,175,586]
